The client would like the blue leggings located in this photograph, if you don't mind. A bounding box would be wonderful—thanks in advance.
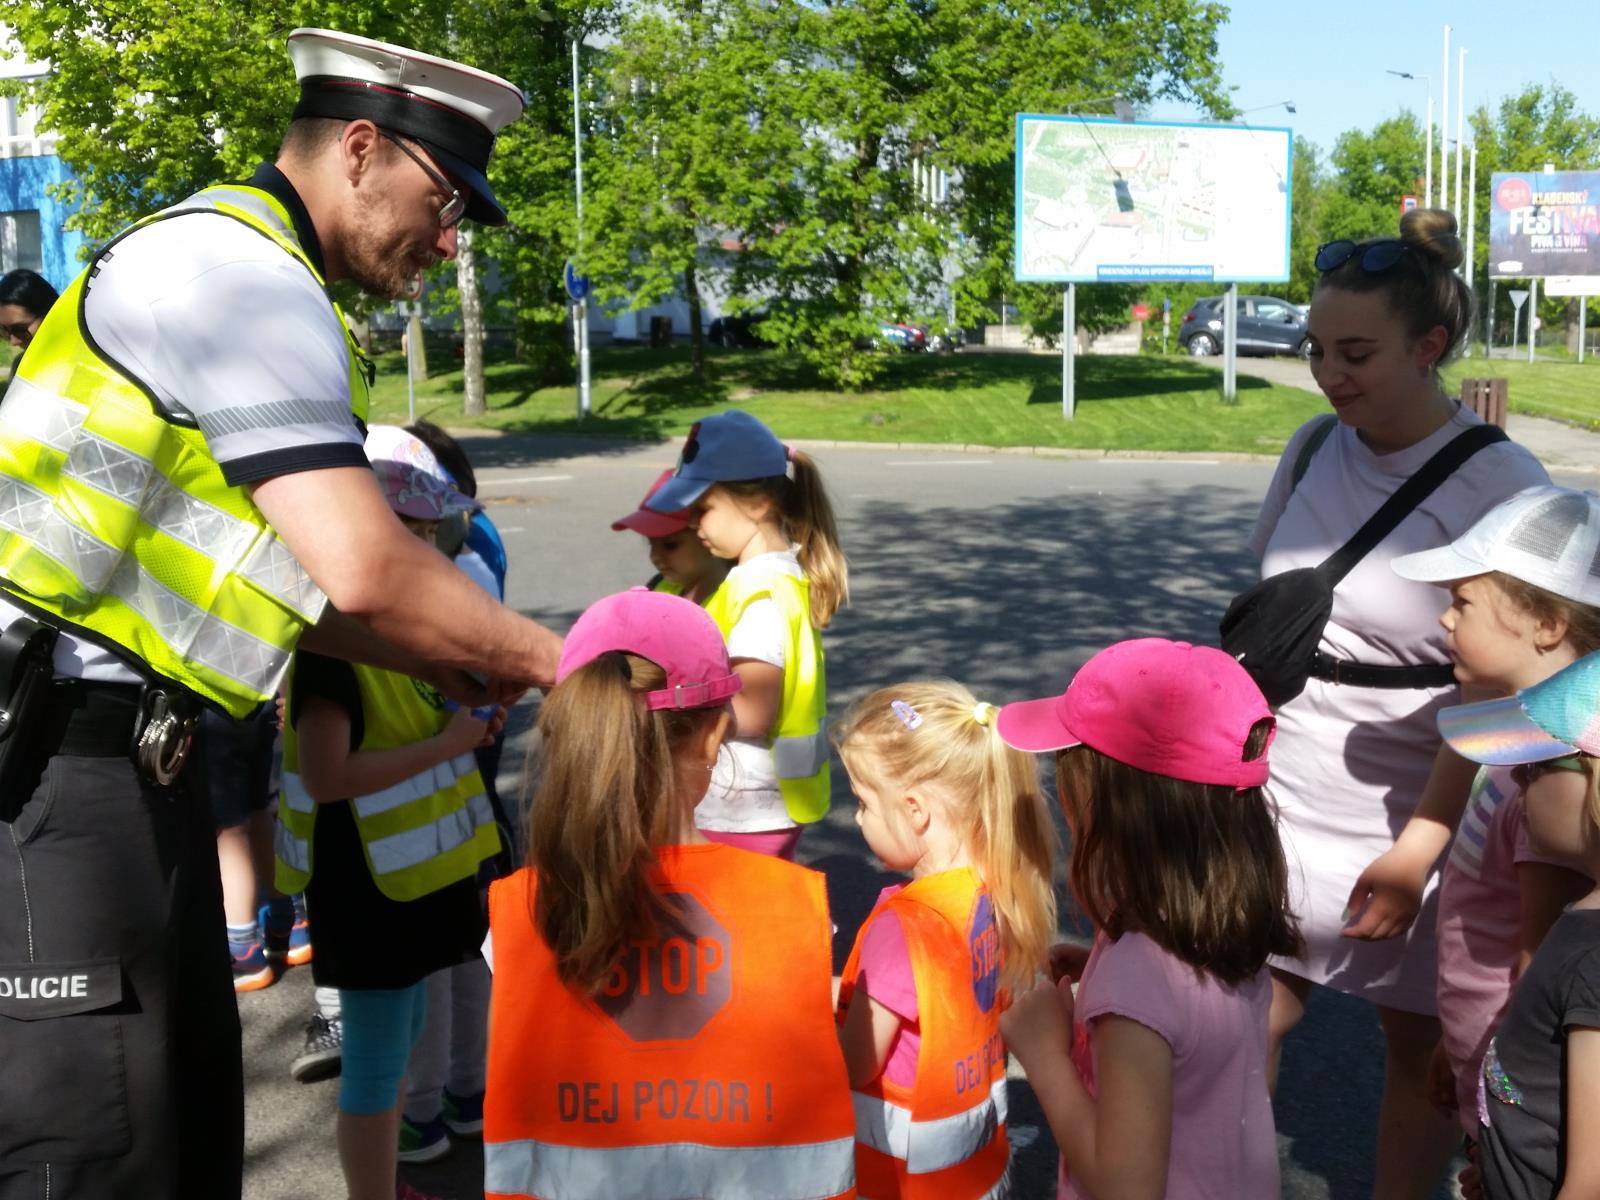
[337,982,429,1115]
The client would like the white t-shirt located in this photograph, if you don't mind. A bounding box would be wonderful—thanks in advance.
[696,549,803,833]
[1,168,368,680]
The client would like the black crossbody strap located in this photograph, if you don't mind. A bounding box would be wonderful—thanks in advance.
[1317,424,1508,586]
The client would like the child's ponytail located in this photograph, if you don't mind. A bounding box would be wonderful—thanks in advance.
[834,682,1058,992]
[783,450,849,628]
[526,651,713,995]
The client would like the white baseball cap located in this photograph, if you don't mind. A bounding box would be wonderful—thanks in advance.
[1391,485,1600,605]
[287,28,526,225]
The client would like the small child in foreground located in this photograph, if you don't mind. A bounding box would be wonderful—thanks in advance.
[997,639,1301,1199]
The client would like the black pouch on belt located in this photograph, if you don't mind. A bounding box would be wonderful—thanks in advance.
[0,615,59,804]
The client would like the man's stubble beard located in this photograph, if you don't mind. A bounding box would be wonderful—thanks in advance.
[343,188,423,300]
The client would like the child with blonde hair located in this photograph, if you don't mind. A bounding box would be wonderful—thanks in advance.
[997,639,1302,1199]
[832,681,1057,1199]
[644,410,848,859]
[1435,652,1600,1199]
[482,589,856,1200]
[1389,485,1600,1135]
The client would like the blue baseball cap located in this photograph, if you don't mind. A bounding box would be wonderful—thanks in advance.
[645,411,789,513]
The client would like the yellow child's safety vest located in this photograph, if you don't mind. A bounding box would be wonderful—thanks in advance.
[0,184,370,716]
[275,661,500,902]
[703,562,830,823]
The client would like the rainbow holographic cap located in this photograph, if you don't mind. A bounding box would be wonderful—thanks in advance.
[1438,650,1600,765]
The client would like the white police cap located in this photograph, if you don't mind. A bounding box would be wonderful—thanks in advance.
[287,28,526,226]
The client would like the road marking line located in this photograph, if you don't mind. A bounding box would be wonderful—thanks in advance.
[480,475,574,486]
[883,460,993,467]
[497,526,525,533]
[1090,459,1221,466]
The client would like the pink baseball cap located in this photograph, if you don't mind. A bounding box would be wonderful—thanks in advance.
[612,470,693,538]
[996,638,1275,788]
[557,588,742,711]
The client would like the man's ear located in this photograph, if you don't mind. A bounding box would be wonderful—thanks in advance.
[340,120,384,186]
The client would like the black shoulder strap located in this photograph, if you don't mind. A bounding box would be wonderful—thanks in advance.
[1291,414,1338,490]
[1318,424,1508,585]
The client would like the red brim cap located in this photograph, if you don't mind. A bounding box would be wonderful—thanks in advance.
[612,508,691,537]
[995,695,1082,753]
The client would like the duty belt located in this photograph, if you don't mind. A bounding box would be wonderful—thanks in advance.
[34,677,198,784]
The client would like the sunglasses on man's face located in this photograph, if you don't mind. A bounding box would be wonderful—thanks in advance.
[2,322,33,340]
[1314,239,1410,274]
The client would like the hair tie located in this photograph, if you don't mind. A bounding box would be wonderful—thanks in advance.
[972,701,996,727]
[784,444,796,462]
[890,700,922,731]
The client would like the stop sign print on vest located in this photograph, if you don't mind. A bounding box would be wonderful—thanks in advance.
[594,892,733,1041]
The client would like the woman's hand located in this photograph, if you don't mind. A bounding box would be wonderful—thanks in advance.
[1342,843,1433,940]
[1000,976,1076,1070]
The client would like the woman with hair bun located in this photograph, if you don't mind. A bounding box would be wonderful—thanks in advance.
[1245,208,1550,1197]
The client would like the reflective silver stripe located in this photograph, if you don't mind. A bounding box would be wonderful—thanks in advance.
[483,1134,856,1200]
[181,186,290,233]
[0,473,125,593]
[275,819,311,873]
[111,558,288,698]
[852,1077,1008,1175]
[1,381,325,619]
[366,790,494,877]
[352,754,478,820]
[772,729,829,780]
[237,530,327,623]
[282,771,317,815]
[0,376,87,450]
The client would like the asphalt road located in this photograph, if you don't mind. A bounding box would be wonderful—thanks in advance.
[240,434,1593,1200]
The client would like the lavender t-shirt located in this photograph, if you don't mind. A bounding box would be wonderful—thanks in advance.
[1062,932,1279,1200]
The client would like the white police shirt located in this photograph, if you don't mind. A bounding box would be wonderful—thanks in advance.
[0,201,367,681]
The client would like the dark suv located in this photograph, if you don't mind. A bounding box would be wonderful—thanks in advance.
[1178,295,1310,358]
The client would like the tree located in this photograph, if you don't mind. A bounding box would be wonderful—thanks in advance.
[1317,114,1426,246]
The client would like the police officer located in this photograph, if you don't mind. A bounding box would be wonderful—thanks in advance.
[0,29,560,1200]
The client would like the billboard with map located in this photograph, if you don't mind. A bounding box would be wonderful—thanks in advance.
[1014,115,1293,284]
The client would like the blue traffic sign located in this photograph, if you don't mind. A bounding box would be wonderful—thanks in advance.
[564,260,591,302]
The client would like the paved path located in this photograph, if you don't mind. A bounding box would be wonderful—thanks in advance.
[241,436,1594,1199]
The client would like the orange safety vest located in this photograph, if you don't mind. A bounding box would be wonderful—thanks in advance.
[836,868,1011,1200]
[484,842,857,1200]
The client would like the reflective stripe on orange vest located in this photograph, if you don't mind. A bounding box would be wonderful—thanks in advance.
[837,869,1011,1199]
[484,843,857,1200]
[485,1135,855,1199]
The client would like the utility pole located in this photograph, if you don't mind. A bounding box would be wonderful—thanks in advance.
[1439,25,1451,212]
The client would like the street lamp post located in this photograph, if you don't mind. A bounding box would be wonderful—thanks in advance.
[1455,47,1467,219]
[1387,70,1432,206]
[571,37,591,421]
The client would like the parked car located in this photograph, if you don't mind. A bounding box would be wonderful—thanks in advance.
[1178,295,1311,358]
[877,321,926,352]
[707,311,772,348]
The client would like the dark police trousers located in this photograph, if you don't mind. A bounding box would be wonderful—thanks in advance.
[0,748,244,1199]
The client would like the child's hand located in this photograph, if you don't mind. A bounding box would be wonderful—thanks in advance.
[443,707,492,753]
[1458,1141,1482,1200]
[1426,1042,1457,1117]
[1000,976,1075,1069]
[1342,844,1429,940]
[1048,941,1092,985]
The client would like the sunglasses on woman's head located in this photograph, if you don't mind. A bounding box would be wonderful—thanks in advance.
[1315,239,1410,274]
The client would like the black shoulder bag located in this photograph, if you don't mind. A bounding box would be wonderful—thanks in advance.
[1220,422,1507,707]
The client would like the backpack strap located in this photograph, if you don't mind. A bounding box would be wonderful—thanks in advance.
[1291,414,1338,490]
[1317,424,1509,586]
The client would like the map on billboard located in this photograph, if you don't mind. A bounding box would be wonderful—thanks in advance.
[1489,171,1600,280]
[1014,115,1292,284]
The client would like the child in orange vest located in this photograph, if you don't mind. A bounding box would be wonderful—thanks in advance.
[832,681,1059,1200]
[611,468,731,603]
[482,589,856,1200]
[996,639,1303,1199]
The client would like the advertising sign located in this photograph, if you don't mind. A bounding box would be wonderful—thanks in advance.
[1489,171,1600,280]
[1015,115,1292,283]
[1545,276,1600,297]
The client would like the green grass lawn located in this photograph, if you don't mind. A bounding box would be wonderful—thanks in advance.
[1441,356,1600,430]
[371,345,1328,455]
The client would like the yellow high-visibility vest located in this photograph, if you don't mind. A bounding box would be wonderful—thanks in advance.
[0,184,370,716]
[276,661,500,901]
[704,563,831,823]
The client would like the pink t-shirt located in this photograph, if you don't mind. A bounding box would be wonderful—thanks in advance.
[1436,763,1592,1132]
[1061,932,1279,1200]
[855,884,921,1088]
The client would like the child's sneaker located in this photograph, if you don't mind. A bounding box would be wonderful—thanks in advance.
[289,1011,342,1083]
[396,1182,445,1200]
[284,914,313,967]
[397,1114,451,1164]
[260,900,313,967]
[231,941,274,993]
[441,1089,484,1137]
